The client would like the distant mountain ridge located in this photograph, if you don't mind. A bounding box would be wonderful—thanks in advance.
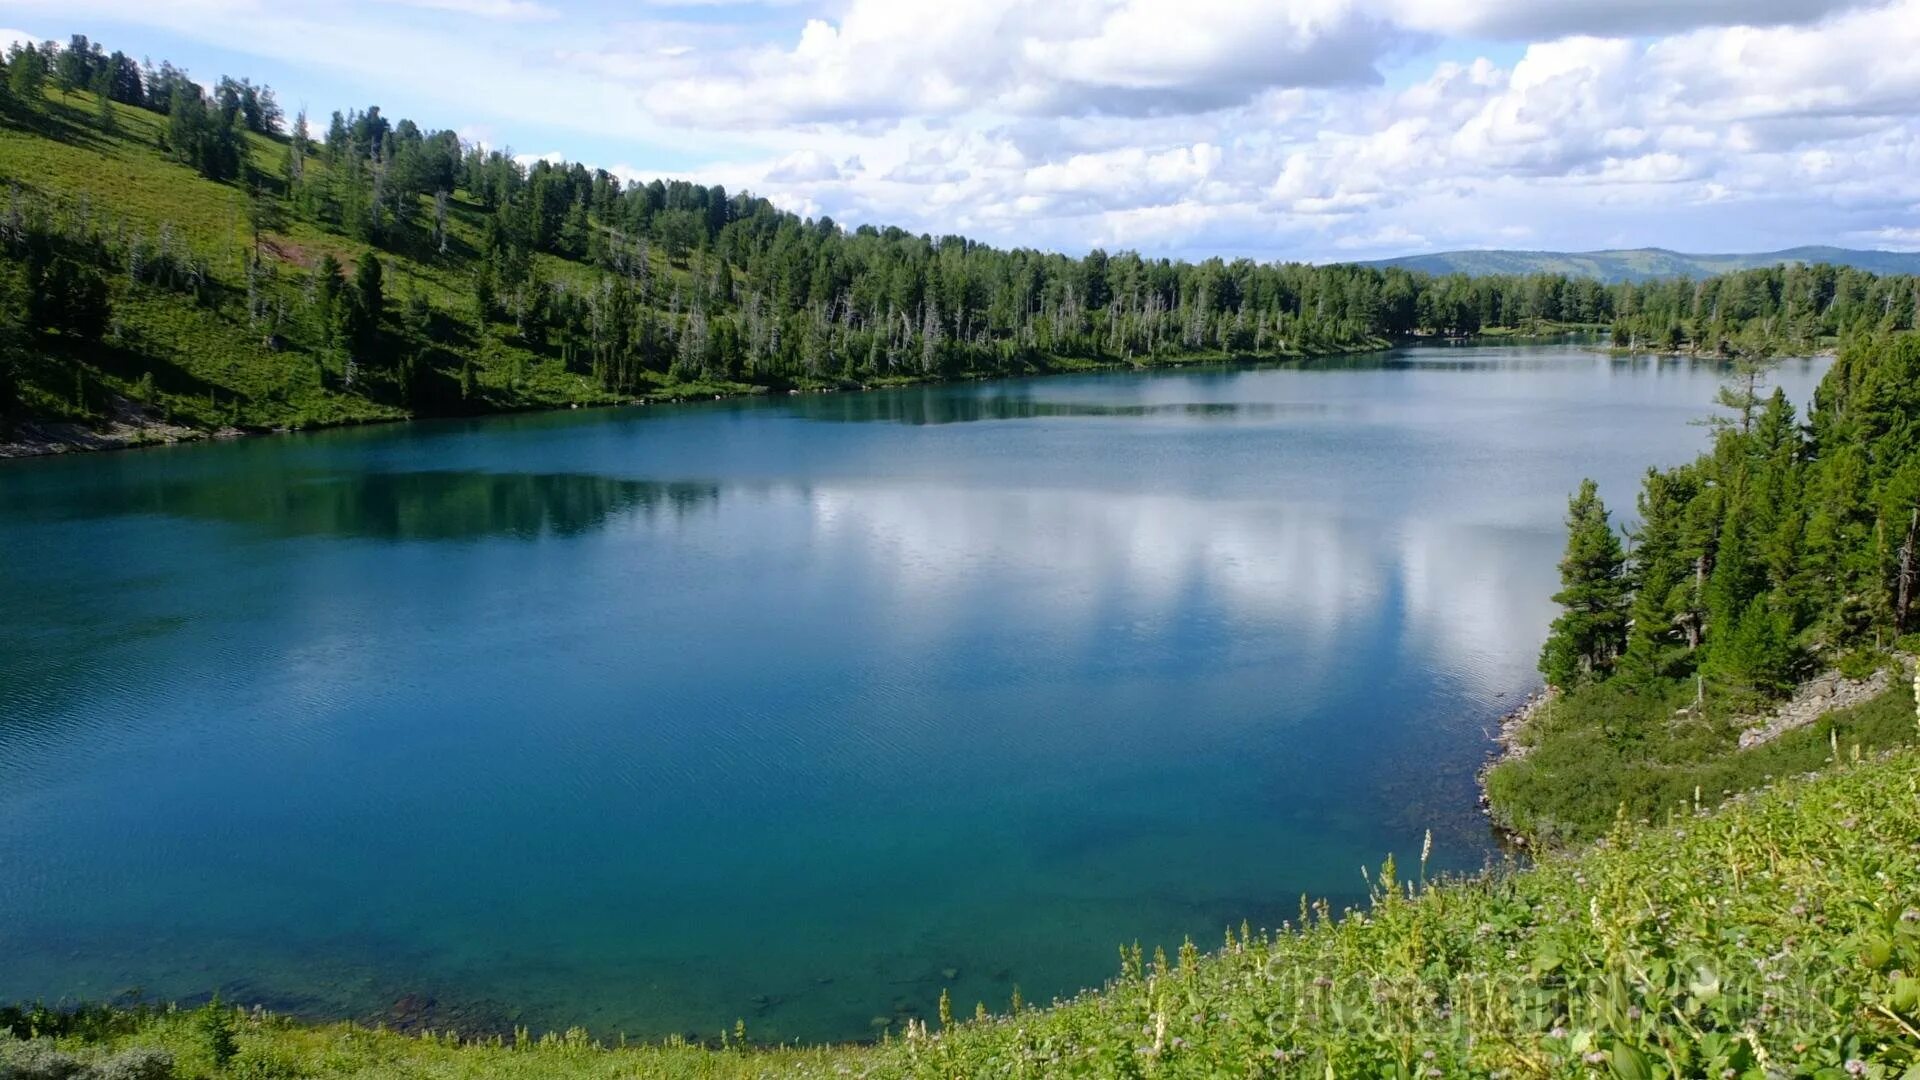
[1359,245,1920,283]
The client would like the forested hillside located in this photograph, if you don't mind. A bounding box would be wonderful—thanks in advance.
[1492,331,1920,842]
[5,33,1919,451]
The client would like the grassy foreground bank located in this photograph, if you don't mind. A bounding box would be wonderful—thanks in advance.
[10,733,1920,1078]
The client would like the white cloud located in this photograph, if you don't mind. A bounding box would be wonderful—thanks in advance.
[1388,0,1870,39]
[764,148,845,182]
[641,0,1399,128]
[372,0,559,20]
[1333,223,1429,251]
[1854,225,1920,249]
[16,0,1920,258]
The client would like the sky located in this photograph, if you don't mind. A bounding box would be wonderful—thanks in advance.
[6,0,1919,262]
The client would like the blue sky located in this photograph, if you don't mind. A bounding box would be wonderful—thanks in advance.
[7,0,1918,261]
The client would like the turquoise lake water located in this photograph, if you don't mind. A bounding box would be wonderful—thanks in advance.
[0,342,1827,1041]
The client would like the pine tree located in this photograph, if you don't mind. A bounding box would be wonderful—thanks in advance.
[8,42,48,102]
[1540,479,1630,688]
[284,110,308,193]
[346,252,384,365]
[93,72,117,133]
[1707,597,1795,698]
[1887,462,1920,634]
[1620,466,1700,683]
[54,35,93,99]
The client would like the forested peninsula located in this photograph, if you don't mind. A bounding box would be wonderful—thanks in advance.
[6,33,1920,455]
[1487,331,1920,845]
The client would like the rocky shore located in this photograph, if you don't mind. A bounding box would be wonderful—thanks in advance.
[1475,688,1552,845]
[1736,663,1903,748]
[0,402,247,458]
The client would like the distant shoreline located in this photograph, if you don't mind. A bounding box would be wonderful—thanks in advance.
[8,331,1614,462]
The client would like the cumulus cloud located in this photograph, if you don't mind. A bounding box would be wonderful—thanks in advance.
[1855,226,1920,249]
[639,0,1890,129]
[642,0,1401,127]
[372,0,559,20]
[1388,0,1872,39]
[18,0,1920,258]
[764,148,846,182]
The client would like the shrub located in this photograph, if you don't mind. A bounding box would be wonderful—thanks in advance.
[85,1048,172,1080]
[192,1001,236,1071]
[0,1040,83,1080]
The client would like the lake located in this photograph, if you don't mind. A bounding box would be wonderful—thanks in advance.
[0,341,1827,1041]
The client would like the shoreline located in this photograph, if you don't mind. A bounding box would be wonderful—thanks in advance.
[1604,344,1840,361]
[1475,688,1551,847]
[0,357,1299,461]
[1479,655,1918,848]
[0,331,1625,462]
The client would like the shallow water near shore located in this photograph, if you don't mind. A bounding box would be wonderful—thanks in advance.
[0,342,1826,1041]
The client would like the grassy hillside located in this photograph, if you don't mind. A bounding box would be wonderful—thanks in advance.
[1364,246,1920,283]
[8,735,1920,1077]
[0,87,715,447]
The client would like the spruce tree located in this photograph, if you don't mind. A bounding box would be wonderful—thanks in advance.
[1540,479,1630,688]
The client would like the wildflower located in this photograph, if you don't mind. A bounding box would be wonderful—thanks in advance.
[1584,1051,1607,1065]
[1549,1026,1568,1039]
[1845,1060,1867,1077]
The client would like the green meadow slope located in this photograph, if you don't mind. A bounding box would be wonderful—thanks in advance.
[0,88,682,446]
